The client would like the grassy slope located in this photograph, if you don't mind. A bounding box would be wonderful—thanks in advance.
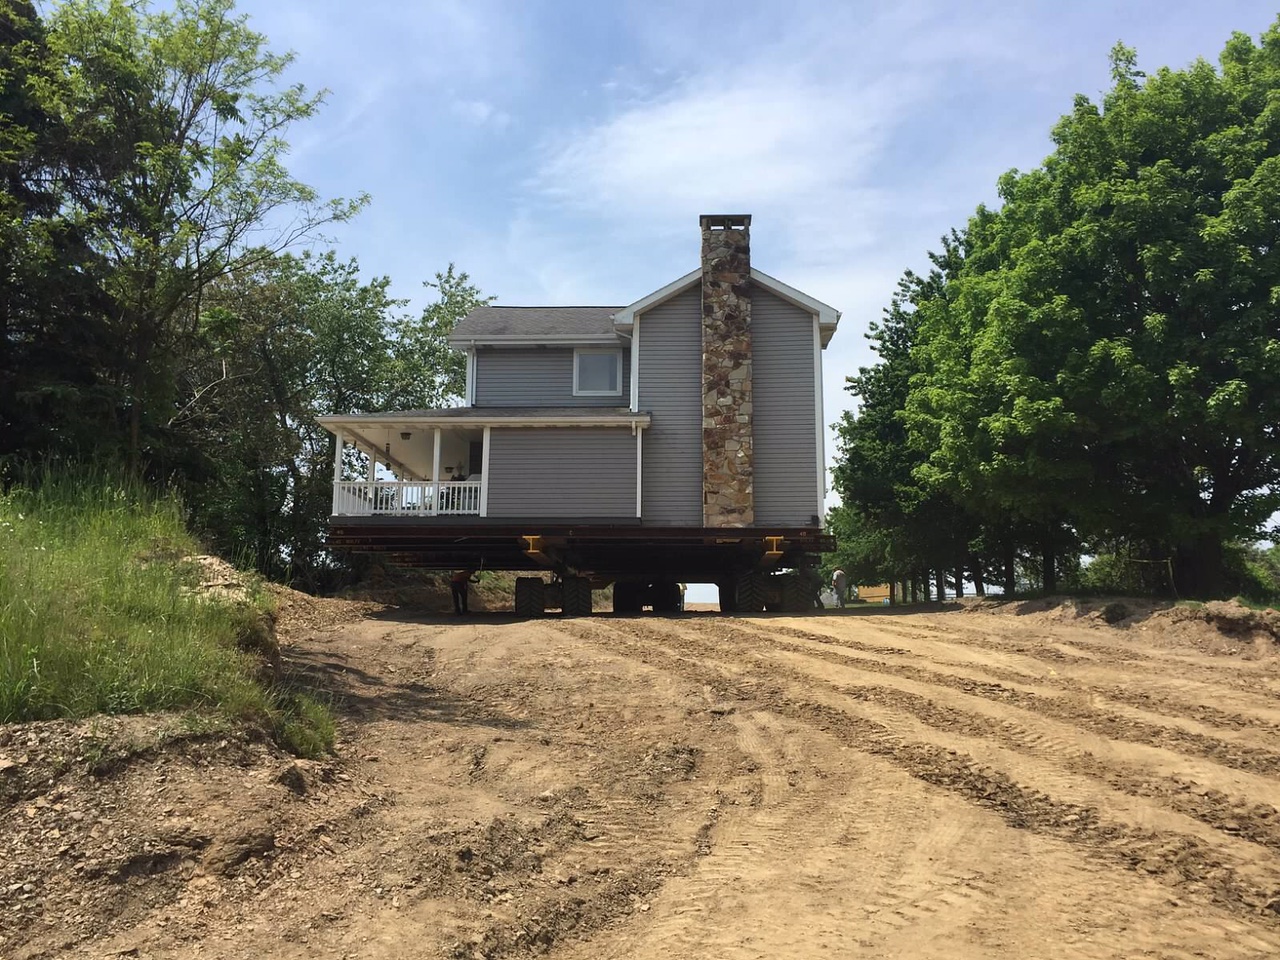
[0,471,331,754]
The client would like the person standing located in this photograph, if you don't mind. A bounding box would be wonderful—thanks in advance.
[450,568,479,616]
[831,568,848,608]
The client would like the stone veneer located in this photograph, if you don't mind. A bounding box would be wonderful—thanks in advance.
[700,214,754,527]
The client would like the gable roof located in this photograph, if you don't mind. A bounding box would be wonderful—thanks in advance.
[610,268,840,347]
[447,270,841,348]
[449,305,622,345]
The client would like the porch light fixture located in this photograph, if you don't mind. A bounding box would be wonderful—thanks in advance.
[400,431,412,441]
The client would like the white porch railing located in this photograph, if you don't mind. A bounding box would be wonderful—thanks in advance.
[332,480,482,517]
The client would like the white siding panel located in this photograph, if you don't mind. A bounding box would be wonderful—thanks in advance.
[638,286,704,525]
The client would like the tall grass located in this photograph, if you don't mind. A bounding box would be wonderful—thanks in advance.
[0,468,332,755]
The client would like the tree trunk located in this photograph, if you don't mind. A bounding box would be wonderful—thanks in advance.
[889,581,898,605]
[1173,535,1227,599]
[128,400,141,476]
[1042,540,1057,594]
[1003,542,1016,595]
[953,564,965,598]
[935,569,946,602]
[970,555,985,596]
[910,575,920,604]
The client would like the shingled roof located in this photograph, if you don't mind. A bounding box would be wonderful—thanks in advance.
[450,305,623,340]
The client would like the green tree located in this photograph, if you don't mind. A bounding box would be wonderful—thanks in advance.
[0,0,111,460]
[173,252,487,588]
[34,0,364,472]
[835,234,1000,598]
[904,23,1280,597]
[387,264,492,410]
[178,251,401,587]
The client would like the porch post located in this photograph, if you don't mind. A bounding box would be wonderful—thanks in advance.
[366,445,377,511]
[331,432,345,515]
[479,426,491,517]
[431,427,442,517]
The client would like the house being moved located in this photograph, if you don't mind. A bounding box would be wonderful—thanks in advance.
[319,215,840,615]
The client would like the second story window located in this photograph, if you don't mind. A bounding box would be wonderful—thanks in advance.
[573,348,623,396]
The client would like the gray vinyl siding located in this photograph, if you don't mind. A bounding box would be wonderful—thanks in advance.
[638,285,704,525]
[475,347,630,407]
[485,428,636,518]
[752,286,820,525]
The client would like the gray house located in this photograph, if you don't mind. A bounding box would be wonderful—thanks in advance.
[319,215,840,612]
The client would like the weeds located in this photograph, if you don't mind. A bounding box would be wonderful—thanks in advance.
[0,466,334,756]
[276,692,337,759]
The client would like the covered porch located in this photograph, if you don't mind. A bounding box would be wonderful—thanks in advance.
[326,419,488,518]
[319,408,653,521]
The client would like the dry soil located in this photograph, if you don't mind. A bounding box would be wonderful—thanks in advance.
[4,598,1280,959]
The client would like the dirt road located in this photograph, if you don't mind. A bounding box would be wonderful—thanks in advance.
[7,601,1280,959]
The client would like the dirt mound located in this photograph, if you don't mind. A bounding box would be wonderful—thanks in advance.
[959,595,1164,626]
[265,583,385,642]
[961,595,1280,658]
[185,554,255,605]
[1137,601,1280,658]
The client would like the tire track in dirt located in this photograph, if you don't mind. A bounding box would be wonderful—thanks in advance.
[556,619,1280,930]
[732,621,1280,769]
[862,616,1280,701]
[818,618,1280,729]
[626,712,808,951]
[777,618,1280,727]
[682,620,1280,857]
[720,620,1280,776]
[568,680,1012,957]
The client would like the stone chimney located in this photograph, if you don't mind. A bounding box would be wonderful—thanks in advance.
[700,214,754,528]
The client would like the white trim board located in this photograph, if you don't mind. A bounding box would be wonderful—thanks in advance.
[611,266,840,346]
[629,314,640,412]
[812,314,826,525]
[319,414,651,431]
[446,333,621,348]
[610,268,700,331]
[479,426,491,517]
[750,268,840,346]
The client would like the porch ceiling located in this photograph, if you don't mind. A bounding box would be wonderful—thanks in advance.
[338,423,480,480]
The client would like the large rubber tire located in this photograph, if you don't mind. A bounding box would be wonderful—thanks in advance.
[780,573,811,613]
[562,576,593,617]
[735,573,767,613]
[718,581,739,614]
[651,580,682,614]
[613,580,642,614]
[514,577,545,618]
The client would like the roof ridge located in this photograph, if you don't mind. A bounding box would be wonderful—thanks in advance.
[480,304,622,309]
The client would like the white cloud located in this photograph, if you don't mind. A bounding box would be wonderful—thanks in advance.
[537,72,906,210]
[526,1,1037,280]
[451,98,512,129]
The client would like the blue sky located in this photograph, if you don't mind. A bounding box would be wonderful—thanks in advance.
[241,0,1279,478]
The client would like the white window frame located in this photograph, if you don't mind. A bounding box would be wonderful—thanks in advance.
[572,347,624,397]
